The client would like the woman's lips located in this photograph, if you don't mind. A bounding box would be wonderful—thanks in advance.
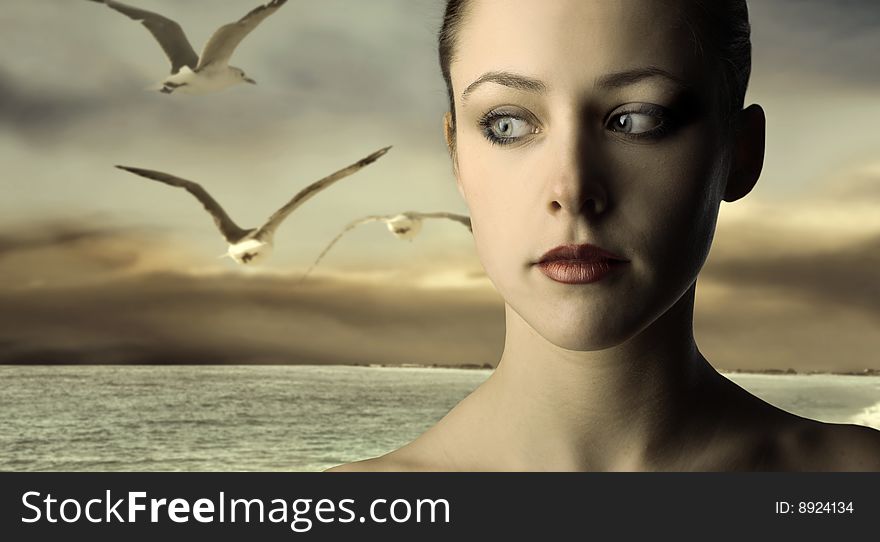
[535,244,629,284]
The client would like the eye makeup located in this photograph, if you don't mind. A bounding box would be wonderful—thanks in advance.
[604,103,676,141]
[472,89,703,148]
[477,107,541,146]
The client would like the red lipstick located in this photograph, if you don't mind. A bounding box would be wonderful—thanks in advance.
[536,244,628,284]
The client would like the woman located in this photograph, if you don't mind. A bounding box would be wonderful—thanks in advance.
[330,0,880,471]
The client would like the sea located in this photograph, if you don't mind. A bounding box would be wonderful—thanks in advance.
[0,365,878,471]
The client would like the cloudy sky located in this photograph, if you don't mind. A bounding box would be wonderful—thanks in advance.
[1,0,878,371]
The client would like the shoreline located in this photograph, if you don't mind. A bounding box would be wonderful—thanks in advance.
[1,363,877,376]
[347,363,880,377]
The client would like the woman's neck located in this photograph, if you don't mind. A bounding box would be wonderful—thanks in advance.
[448,284,727,470]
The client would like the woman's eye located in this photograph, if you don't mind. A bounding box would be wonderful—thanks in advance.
[479,112,538,145]
[608,112,662,135]
[605,104,674,139]
[490,117,532,138]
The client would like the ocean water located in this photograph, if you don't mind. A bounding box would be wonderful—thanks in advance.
[0,365,877,471]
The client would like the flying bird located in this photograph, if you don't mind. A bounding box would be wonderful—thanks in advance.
[301,212,472,279]
[87,0,288,94]
[115,146,392,265]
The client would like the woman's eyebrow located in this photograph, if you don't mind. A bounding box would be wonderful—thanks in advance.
[460,67,689,103]
[461,71,547,102]
[596,66,689,89]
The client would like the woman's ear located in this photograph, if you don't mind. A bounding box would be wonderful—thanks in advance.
[443,111,465,199]
[723,104,766,202]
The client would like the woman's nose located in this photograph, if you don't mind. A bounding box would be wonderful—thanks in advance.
[546,134,609,217]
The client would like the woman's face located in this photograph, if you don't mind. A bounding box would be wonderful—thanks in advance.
[449,0,734,350]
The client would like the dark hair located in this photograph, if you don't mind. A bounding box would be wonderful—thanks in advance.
[683,0,752,132]
[437,0,472,136]
[438,0,751,140]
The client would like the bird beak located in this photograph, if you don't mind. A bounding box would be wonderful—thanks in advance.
[244,77,257,85]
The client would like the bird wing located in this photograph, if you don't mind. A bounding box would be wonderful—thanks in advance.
[254,145,391,240]
[89,0,199,73]
[115,166,251,243]
[299,215,391,280]
[197,0,288,70]
[408,212,473,232]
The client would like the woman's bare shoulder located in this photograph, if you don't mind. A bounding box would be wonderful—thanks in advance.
[325,405,470,472]
[324,444,447,472]
[324,455,411,473]
[773,419,880,471]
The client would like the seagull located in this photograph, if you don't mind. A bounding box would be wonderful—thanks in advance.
[87,0,288,94]
[301,211,472,279]
[115,146,391,265]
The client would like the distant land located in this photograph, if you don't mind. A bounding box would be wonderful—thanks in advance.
[722,368,880,376]
[348,363,880,376]
[1,362,877,376]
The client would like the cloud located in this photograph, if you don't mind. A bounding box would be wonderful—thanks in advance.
[0,72,100,140]
[704,166,880,318]
[750,0,880,88]
[704,234,880,319]
[691,166,880,370]
[0,271,505,365]
[694,278,880,373]
[806,163,880,203]
[0,1,447,148]
[0,220,124,258]
[3,262,876,372]
[0,219,195,288]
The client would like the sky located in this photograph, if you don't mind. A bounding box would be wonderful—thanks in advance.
[1,0,878,371]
